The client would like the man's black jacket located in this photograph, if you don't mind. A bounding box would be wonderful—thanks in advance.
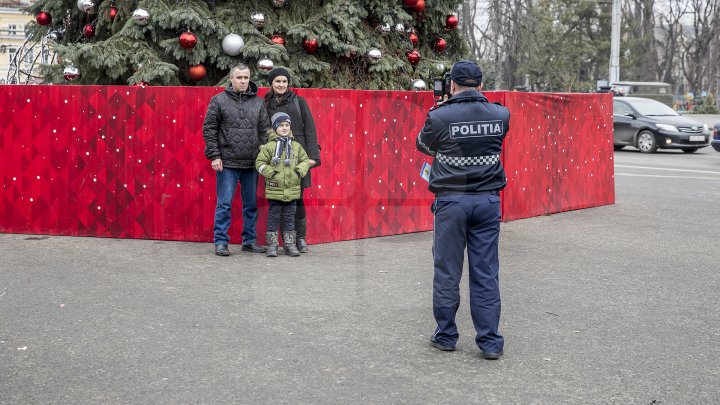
[203,82,272,169]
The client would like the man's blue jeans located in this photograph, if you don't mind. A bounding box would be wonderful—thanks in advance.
[214,167,259,246]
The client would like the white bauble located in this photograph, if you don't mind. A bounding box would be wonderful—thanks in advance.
[222,34,245,56]
[412,79,427,91]
[77,0,95,13]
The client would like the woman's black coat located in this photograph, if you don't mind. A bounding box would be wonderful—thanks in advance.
[265,90,320,188]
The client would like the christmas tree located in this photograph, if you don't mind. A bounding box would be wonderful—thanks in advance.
[26,0,468,89]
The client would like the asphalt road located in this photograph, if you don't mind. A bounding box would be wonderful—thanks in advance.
[1,150,719,404]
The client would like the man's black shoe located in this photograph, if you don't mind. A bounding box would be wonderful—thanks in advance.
[215,244,230,256]
[481,350,503,360]
[429,338,456,352]
[241,244,268,253]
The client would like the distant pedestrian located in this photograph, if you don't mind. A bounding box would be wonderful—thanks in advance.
[416,60,511,360]
[256,112,311,257]
[264,67,321,253]
[202,64,272,256]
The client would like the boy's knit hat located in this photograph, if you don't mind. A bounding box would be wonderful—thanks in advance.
[271,112,291,130]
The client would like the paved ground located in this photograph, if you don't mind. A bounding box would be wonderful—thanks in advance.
[1,151,719,404]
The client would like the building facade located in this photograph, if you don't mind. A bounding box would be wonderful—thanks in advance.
[0,0,47,84]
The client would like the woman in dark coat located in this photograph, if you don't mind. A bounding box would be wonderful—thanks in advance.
[264,67,321,253]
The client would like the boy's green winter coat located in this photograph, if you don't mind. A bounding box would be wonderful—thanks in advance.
[256,131,311,202]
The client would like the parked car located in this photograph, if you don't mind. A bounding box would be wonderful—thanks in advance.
[713,121,720,152]
[613,97,711,153]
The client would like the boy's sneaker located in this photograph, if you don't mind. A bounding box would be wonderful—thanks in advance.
[215,244,230,256]
[241,244,268,253]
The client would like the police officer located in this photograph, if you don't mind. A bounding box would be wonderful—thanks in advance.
[416,60,510,360]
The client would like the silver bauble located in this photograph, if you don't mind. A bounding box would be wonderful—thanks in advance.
[63,65,81,81]
[394,23,405,34]
[250,12,265,28]
[434,63,446,75]
[222,34,245,56]
[77,0,95,13]
[367,48,382,64]
[412,79,427,91]
[379,23,391,35]
[48,28,64,41]
[257,58,274,72]
[132,9,150,25]
[271,0,287,7]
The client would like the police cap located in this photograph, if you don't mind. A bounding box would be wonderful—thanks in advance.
[450,60,483,87]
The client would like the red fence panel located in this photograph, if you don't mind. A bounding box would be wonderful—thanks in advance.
[0,85,614,244]
[500,92,615,220]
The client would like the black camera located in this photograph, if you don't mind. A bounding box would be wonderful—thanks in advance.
[433,71,451,99]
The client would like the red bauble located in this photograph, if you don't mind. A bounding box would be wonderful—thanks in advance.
[36,11,52,26]
[408,32,418,46]
[303,38,319,54]
[407,49,421,66]
[83,24,95,38]
[271,34,286,46]
[434,37,447,53]
[445,15,459,30]
[134,82,149,88]
[109,6,118,21]
[413,0,426,12]
[188,64,206,81]
[402,0,418,6]
[179,31,197,49]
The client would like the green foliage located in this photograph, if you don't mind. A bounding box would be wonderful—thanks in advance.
[692,94,719,114]
[509,0,612,92]
[25,0,468,88]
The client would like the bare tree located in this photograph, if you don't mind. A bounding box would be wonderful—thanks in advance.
[680,0,720,96]
[461,1,480,59]
[461,0,718,95]
[620,0,658,81]
[655,0,689,84]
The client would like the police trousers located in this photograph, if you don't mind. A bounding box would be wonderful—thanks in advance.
[431,192,504,353]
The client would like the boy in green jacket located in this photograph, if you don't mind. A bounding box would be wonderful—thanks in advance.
[256,112,311,257]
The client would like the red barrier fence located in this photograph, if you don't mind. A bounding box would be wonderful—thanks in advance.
[0,86,614,244]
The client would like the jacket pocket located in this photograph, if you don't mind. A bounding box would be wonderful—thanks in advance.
[288,172,301,188]
[219,129,230,147]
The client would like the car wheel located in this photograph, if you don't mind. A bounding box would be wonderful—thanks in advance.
[682,148,699,153]
[614,145,625,151]
[636,131,658,153]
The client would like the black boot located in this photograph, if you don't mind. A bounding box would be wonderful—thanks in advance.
[266,232,279,257]
[282,231,301,257]
[295,217,309,253]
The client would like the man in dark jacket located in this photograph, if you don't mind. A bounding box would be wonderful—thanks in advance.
[416,60,510,360]
[203,64,272,256]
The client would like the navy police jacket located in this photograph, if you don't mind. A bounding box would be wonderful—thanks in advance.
[416,90,510,194]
